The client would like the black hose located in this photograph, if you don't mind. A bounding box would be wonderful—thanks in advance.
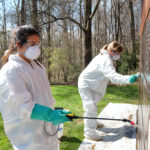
[66,114,135,125]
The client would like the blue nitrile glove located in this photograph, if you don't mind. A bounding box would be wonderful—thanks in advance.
[129,74,139,83]
[31,103,71,125]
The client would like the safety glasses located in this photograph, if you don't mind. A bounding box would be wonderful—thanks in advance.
[26,41,41,47]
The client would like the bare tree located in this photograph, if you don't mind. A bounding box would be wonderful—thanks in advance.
[0,0,141,83]
[40,0,102,67]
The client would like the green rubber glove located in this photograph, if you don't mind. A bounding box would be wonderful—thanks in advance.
[129,74,139,83]
[31,103,71,125]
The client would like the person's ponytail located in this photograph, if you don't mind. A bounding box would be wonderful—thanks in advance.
[102,44,109,50]
[2,27,19,65]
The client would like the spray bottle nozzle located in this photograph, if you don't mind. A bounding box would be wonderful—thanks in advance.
[130,121,135,125]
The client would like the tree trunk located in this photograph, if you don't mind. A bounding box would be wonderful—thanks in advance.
[129,0,136,69]
[2,0,7,50]
[71,24,76,64]
[97,7,101,49]
[114,10,118,40]
[129,0,135,43]
[31,0,39,31]
[61,4,71,82]
[117,0,121,42]
[104,0,107,43]
[94,14,97,56]
[111,0,114,40]
[21,0,26,25]
[47,0,51,81]
[31,0,43,63]
[79,0,83,67]
[84,0,92,67]
[14,0,20,26]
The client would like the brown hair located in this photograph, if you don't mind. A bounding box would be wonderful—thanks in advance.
[2,27,20,65]
[107,41,123,53]
[102,44,109,50]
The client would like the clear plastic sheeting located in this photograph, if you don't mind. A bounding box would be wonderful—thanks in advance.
[78,103,137,150]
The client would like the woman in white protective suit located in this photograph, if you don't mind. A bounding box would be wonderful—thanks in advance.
[78,41,139,141]
[0,25,71,150]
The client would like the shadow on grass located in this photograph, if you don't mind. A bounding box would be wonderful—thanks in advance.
[60,136,82,143]
[97,125,136,142]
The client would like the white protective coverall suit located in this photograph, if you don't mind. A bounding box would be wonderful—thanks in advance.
[78,49,130,137]
[0,54,59,150]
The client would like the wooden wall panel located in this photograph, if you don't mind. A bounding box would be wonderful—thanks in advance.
[137,3,150,149]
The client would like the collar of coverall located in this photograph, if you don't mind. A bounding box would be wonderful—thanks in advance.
[100,49,109,55]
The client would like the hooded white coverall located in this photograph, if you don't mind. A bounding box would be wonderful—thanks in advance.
[0,54,59,150]
[78,49,130,136]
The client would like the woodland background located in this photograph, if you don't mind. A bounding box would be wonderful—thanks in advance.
[0,0,141,84]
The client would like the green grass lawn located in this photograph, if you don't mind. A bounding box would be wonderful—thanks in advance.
[0,84,139,150]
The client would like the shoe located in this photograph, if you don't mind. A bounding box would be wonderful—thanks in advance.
[97,122,104,129]
[84,130,103,141]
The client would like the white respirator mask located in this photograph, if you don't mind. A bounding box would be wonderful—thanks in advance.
[112,55,120,60]
[24,45,41,60]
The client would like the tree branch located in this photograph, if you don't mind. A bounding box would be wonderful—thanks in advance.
[89,0,101,20]
[120,0,128,9]
[40,13,86,32]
